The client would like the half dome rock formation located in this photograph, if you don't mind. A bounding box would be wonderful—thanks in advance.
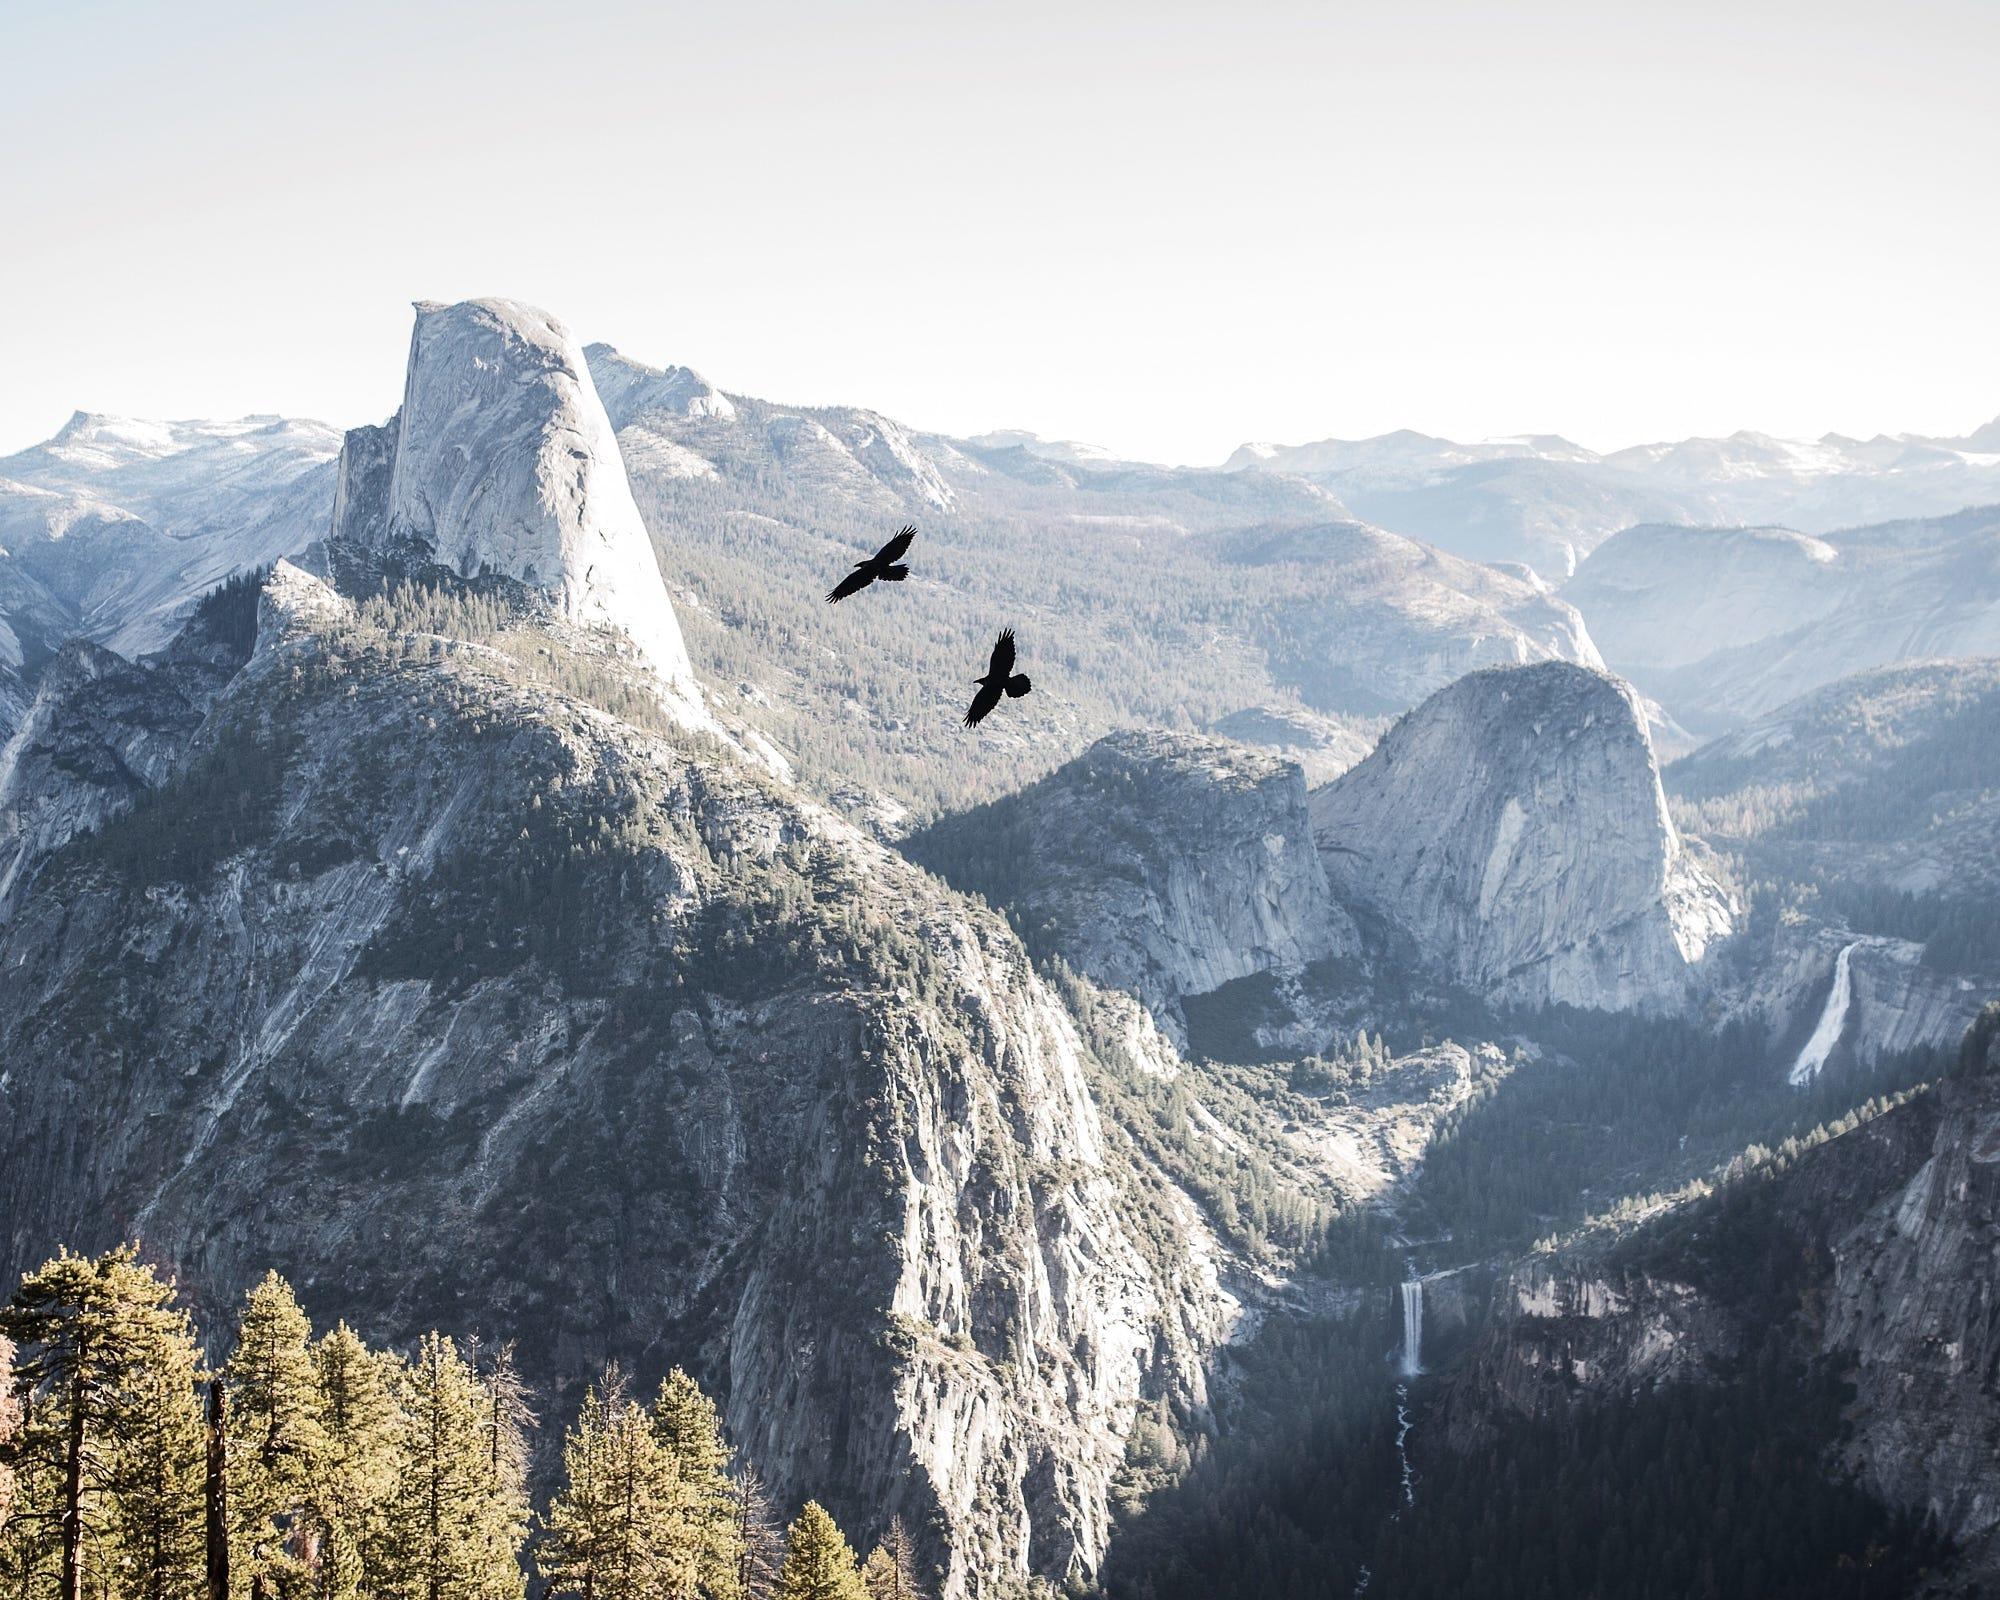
[330,298,702,716]
[906,729,1356,1034]
[1309,662,1733,1013]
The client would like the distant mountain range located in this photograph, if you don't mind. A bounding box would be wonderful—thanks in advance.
[1568,506,2000,733]
[6,341,1994,793]
[0,412,340,667]
[1225,418,2000,575]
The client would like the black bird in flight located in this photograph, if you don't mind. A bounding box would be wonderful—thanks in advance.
[964,628,1033,727]
[826,524,916,603]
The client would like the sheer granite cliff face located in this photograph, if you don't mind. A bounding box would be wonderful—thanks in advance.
[905,729,1355,1036]
[328,298,703,717]
[1309,662,1733,1014]
[1738,923,1990,1070]
[0,568,1228,1599]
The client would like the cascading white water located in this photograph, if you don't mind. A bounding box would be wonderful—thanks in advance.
[1399,1266,1423,1378]
[1352,1266,1425,1589]
[1788,941,1859,1086]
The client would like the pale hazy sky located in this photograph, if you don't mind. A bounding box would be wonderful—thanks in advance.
[3,0,1996,464]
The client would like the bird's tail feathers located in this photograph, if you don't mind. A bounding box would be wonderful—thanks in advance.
[881,564,909,581]
[1005,674,1032,698]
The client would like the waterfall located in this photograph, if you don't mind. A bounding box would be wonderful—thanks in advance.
[1352,1273,1425,1591]
[1788,941,1859,1086]
[1399,1266,1424,1378]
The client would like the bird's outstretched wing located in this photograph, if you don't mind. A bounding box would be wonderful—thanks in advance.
[876,524,917,564]
[826,563,873,604]
[986,628,1016,678]
[964,679,1005,727]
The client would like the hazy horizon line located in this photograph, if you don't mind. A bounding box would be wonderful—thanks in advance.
[8,347,1995,474]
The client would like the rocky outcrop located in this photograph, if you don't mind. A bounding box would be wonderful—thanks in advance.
[584,341,956,514]
[1205,704,1377,786]
[0,578,257,913]
[905,729,1355,1036]
[0,568,1226,1599]
[1445,1260,1740,1439]
[1309,662,1733,1014]
[584,343,738,426]
[1435,1076,1938,1445]
[330,298,702,716]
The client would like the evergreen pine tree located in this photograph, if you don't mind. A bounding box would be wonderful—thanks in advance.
[0,1449,62,1595]
[0,1334,19,1535]
[204,1380,230,1600]
[0,1246,194,1600]
[311,1323,405,1598]
[103,1320,207,1600]
[648,1368,740,1598]
[539,1372,693,1600]
[773,1504,867,1600]
[225,1272,327,1600]
[380,1333,526,1600]
[468,1341,533,1600]
[537,1379,615,1600]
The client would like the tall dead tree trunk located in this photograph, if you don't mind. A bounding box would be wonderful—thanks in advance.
[60,1369,85,1600]
[205,1378,230,1600]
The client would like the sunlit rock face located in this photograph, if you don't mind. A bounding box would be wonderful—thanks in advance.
[331,297,702,716]
[1310,661,1733,1014]
[905,728,1356,1038]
